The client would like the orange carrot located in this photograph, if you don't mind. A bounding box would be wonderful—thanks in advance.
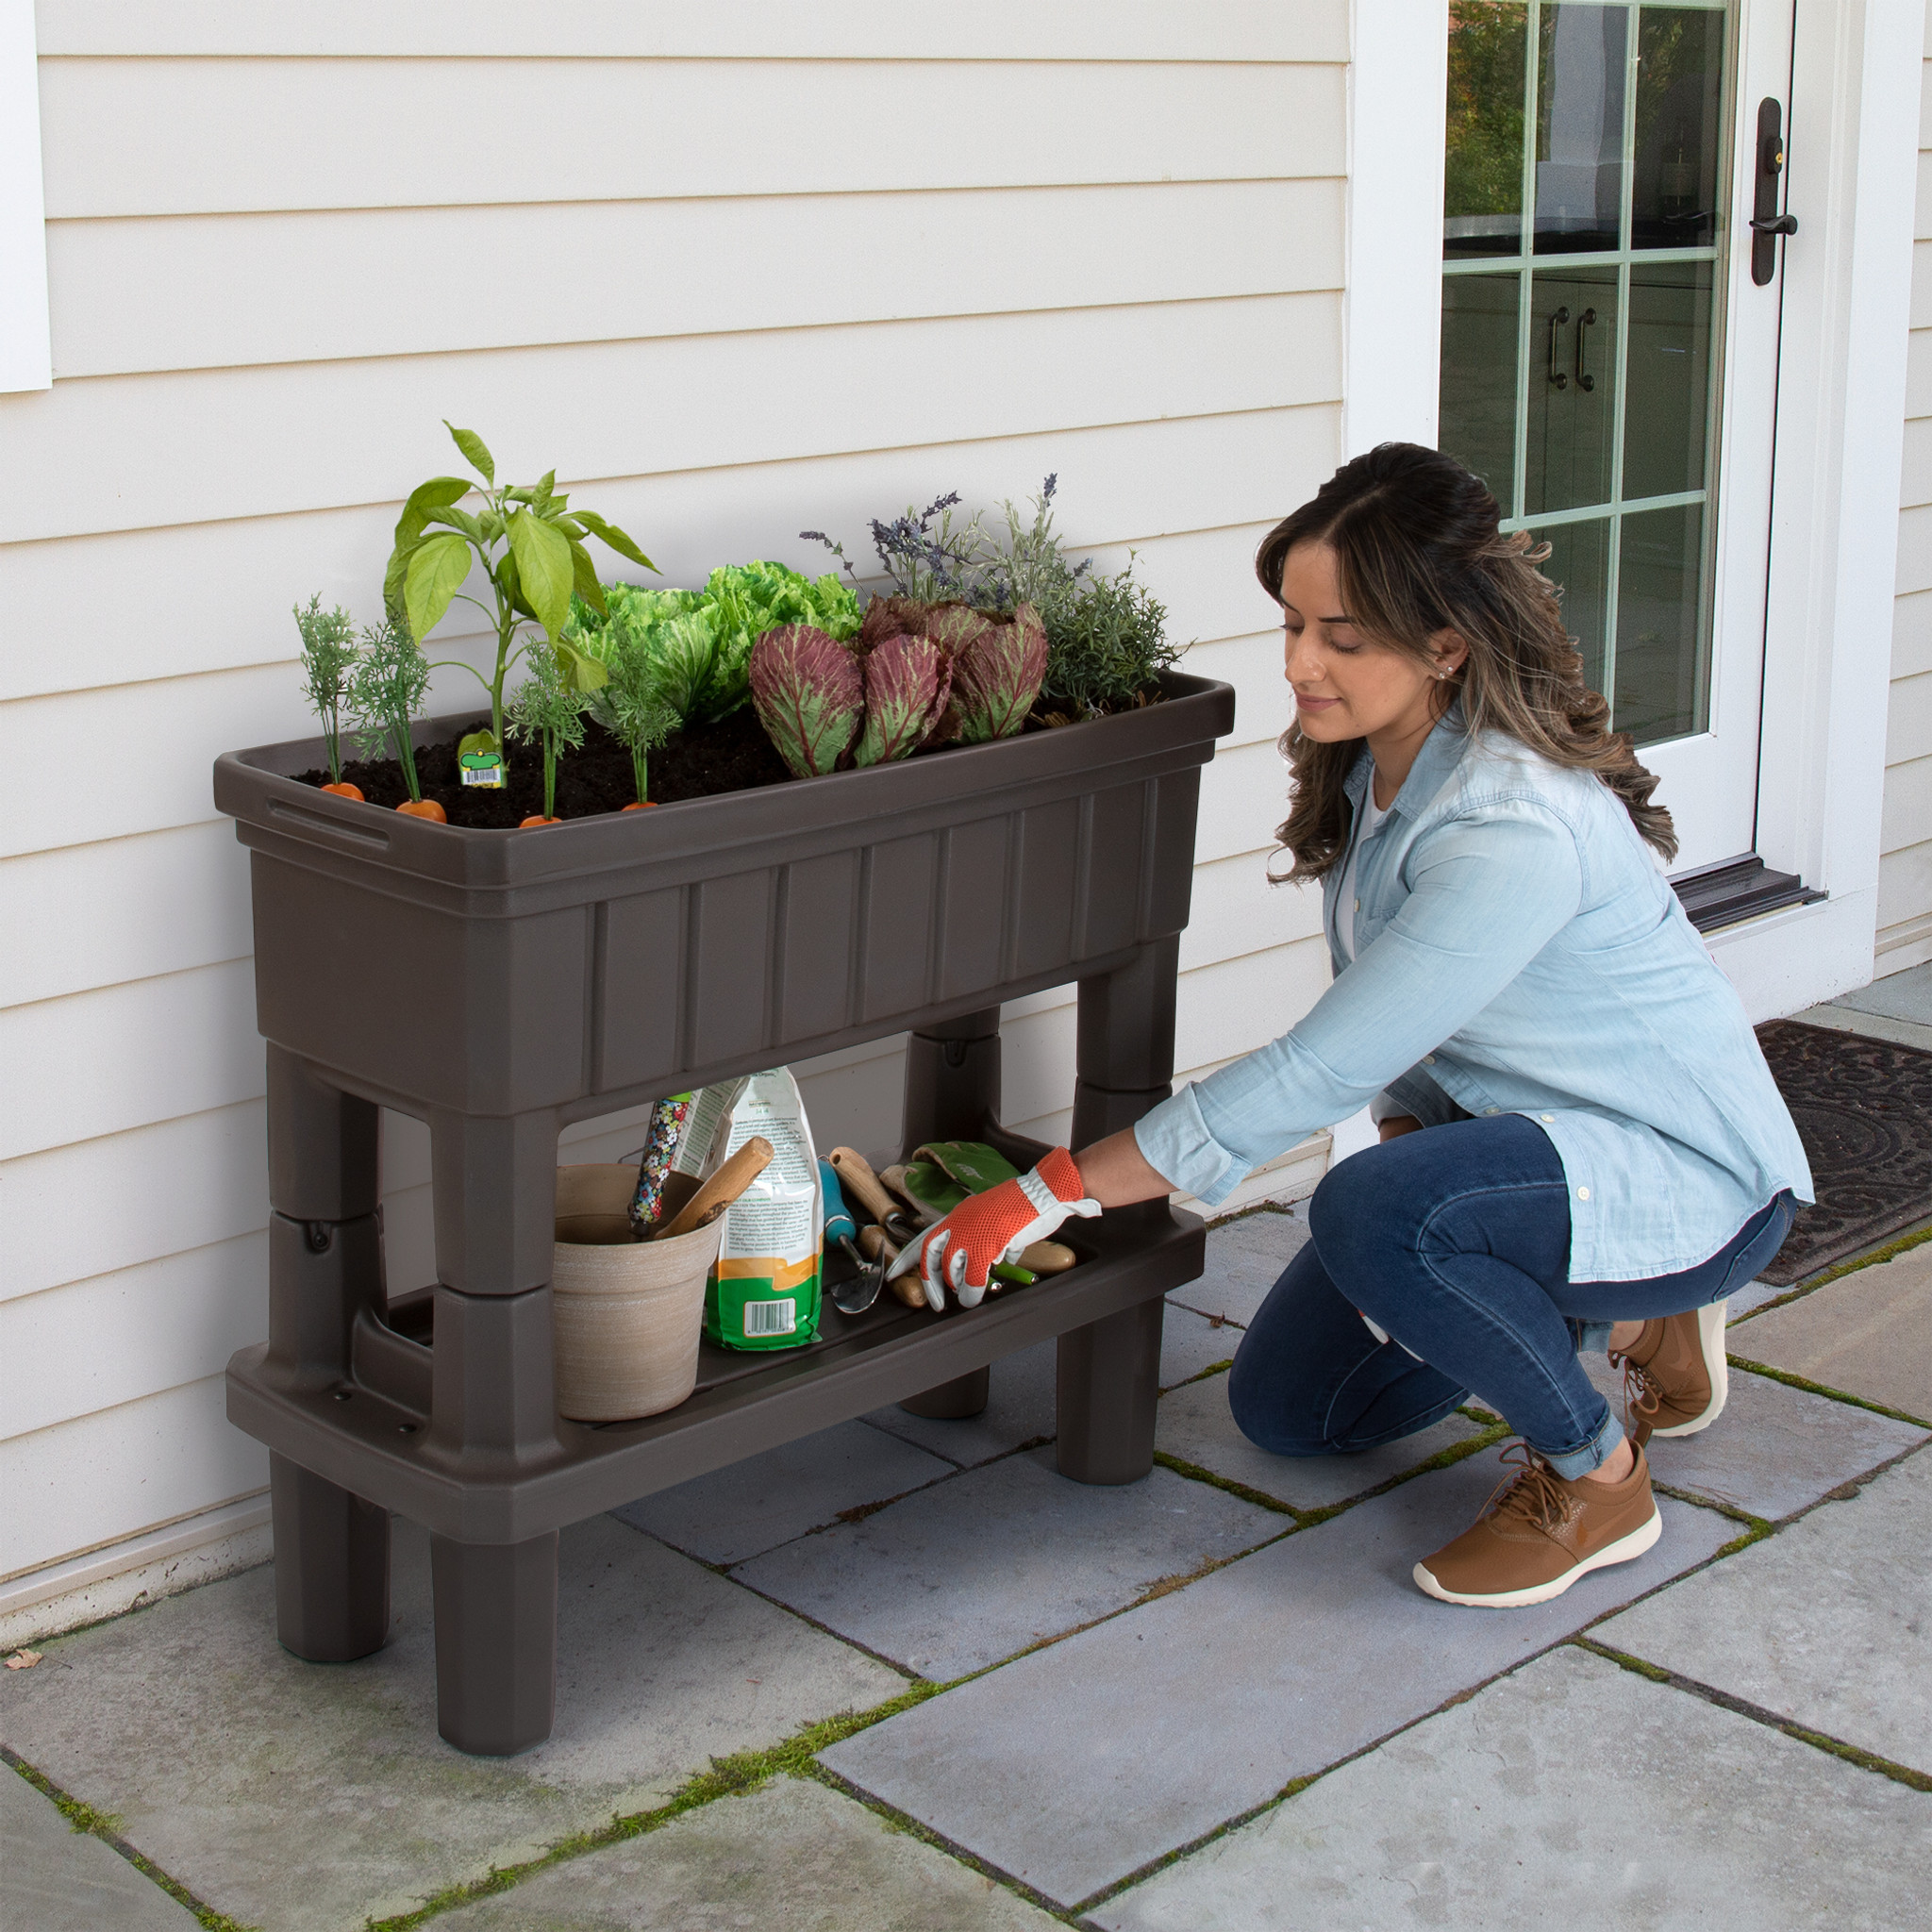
[320,782,365,801]
[621,801,657,812]
[397,799,446,823]
[519,814,563,827]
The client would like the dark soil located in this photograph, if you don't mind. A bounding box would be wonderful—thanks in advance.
[298,688,1169,828]
[302,709,794,828]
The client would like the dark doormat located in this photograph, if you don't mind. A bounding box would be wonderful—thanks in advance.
[1753,1019,1932,1285]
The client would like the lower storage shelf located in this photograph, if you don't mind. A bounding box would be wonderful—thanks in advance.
[227,1202,1205,1546]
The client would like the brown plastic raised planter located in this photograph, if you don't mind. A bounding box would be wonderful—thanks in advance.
[213,670,1235,1755]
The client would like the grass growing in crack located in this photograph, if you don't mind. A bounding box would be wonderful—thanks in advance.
[356,1687,946,1932]
[1152,1450,1298,1518]
[1162,1357,1237,1391]
[1728,1218,1932,1328]
[1156,1422,1512,1531]
[3,1751,256,1932]
[1725,1357,1931,1430]
[1576,1639,1932,1793]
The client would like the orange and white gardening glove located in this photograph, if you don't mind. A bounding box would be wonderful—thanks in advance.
[886,1146,1100,1312]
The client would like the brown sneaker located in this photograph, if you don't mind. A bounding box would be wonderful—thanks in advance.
[1413,1441,1661,1607]
[1610,1304,1728,1441]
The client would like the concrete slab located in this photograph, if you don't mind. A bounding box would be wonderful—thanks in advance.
[1724,1276,1788,1322]
[610,1420,956,1565]
[1829,962,1932,1025]
[821,1448,1734,1907]
[1157,1371,1488,1510]
[1093,1645,1932,1931]
[0,1518,900,1932]
[1724,1245,1932,1423]
[1581,1355,1927,1521]
[862,1309,1243,1471]
[0,1764,200,1932]
[433,1773,1060,1931]
[733,1448,1284,1682]
[1167,1208,1307,1327]
[1596,1446,1932,1776]
[862,1339,1058,1467]
[1158,1306,1239,1391]
[1790,1001,1932,1055]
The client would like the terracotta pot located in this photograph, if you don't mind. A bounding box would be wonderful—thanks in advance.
[552,1166,720,1422]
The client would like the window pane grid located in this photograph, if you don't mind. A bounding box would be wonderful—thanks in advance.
[1441,0,1733,742]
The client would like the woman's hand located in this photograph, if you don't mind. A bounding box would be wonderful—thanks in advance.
[1378,1114,1424,1142]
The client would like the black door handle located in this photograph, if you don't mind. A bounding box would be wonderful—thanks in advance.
[1752,98,1794,285]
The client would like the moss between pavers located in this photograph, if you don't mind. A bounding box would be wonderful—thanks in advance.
[1724,1356,1932,1431]
[3,1749,256,1932]
[355,1687,947,1932]
[1574,1637,1932,1794]
[1729,1217,1932,1326]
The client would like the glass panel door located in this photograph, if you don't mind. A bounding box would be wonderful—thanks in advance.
[1440,1,1731,748]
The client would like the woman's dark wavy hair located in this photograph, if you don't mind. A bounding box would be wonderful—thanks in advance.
[1257,442,1675,881]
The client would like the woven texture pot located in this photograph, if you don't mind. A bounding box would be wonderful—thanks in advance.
[553,1167,720,1422]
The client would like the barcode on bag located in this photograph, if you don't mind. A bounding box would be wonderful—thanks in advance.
[742,1299,796,1338]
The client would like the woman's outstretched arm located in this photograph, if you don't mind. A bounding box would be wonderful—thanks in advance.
[1074,1128,1176,1208]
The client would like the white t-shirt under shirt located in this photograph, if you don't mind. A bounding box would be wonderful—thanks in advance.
[1336,787,1391,964]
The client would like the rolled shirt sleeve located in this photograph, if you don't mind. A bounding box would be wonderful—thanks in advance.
[1134,802,1583,1206]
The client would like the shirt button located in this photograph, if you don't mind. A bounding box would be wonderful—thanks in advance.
[1424,1055,1435,1065]
[1354,898,1360,911]
[1541,1112,1555,1123]
[1484,1107,1499,1116]
[1576,1186,1591,1201]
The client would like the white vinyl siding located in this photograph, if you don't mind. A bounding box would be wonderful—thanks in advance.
[0,7,1348,1591]
[1881,25,1932,972]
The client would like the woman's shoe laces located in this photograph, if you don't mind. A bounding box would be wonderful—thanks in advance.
[1482,1442,1578,1536]
[1613,1352,1662,1449]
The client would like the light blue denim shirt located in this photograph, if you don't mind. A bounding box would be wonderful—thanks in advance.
[1136,706,1814,1281]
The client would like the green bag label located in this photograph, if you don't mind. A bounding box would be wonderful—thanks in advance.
[705,1261,822,1352]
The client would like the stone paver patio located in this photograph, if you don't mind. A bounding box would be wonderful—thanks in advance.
[8,988,1932,1930]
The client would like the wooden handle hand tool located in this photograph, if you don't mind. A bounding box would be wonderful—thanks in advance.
[827,1146,899,1224]
[650,1137,774,1241]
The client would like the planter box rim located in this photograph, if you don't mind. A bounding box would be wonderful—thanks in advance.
[213,671,1236,894]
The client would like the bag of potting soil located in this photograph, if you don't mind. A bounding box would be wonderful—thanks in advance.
[676,1070,823,1350]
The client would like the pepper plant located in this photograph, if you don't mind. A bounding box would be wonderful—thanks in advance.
[508,639,604,822]
[348,615,432,804]
[294,594,358,785]
[383,422,655,761]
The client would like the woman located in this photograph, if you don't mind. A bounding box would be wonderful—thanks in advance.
[892,442,1811,1608]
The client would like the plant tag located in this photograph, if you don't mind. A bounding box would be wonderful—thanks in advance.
[459,750,505,789]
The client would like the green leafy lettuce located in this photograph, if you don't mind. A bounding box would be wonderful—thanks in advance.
[572,560,861,731]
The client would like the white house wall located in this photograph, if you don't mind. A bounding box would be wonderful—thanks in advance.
[1883,16,1932,973]
[0,5,1349,1612]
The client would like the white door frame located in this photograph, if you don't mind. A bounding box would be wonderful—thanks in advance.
[1346,0,1923,1019]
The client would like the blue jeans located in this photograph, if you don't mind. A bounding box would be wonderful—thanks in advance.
[1226,1115,1796,1478]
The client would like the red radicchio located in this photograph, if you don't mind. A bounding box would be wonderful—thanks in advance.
[946,601,1048,742]
[749,624,863,778]
[853,633,953,768]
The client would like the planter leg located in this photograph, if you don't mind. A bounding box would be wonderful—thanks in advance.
[1056,1297,1164,1485]
[266,1043,379,1224]
[1071,935,1179,1148]
[899,1367,991,1420]
[430,1531,558,1757]
[900,1006,1003,1149]
[271,1454,390,1661]
[261,1051,391,1657]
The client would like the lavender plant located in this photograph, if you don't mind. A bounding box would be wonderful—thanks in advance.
[295,594,358,785]
[804,475,1176,720]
